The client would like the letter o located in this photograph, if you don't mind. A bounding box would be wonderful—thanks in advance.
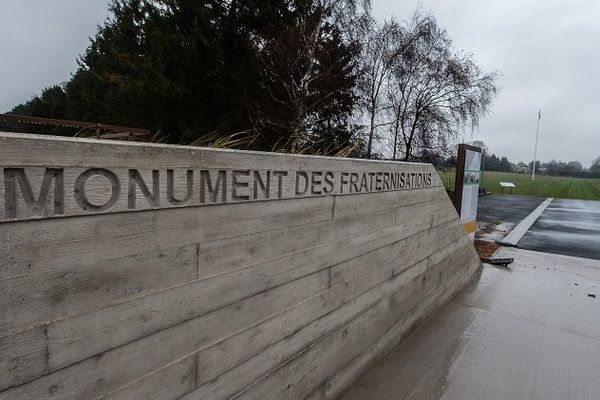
[74,168,120,212]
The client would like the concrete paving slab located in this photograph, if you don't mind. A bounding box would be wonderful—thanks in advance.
[518,198,600,260]
[340,247,600,400]
[498,197,553,246]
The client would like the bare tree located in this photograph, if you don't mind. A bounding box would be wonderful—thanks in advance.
[357,19,403,158]
[253,0,370,152]
[386,12,497,161]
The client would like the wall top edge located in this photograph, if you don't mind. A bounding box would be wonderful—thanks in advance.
[0,131,432,167]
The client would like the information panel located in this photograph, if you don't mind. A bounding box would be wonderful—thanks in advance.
[454,144,482,240]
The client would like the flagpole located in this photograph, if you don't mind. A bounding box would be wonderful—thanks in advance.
[532,110,541,181]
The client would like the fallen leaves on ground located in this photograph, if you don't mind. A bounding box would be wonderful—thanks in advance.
[474,240,499,260]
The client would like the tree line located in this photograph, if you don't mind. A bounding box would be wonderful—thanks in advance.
[483,154,600,178]
[532,158,600,178]
[1,0,497,159]
[484,153,512,172]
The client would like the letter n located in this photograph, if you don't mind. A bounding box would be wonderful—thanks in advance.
[128,169,160,209]
[4,168,64,219]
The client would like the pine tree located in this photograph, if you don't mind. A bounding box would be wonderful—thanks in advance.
[6,0,361,153]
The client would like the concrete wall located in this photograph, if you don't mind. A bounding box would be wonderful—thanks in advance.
[0,132,481,400]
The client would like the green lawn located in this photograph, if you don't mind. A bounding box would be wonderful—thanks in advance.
[436,169,600,201]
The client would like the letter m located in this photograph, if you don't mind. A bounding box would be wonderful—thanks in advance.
[4,168,64,219]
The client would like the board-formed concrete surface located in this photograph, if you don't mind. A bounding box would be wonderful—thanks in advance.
[0,132,480,400]
[518,198,600,260]
[340,246,600,400]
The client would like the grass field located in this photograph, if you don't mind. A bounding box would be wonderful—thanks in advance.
[436,169,600,201]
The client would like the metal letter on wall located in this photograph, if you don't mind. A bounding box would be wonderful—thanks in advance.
[454,144,482,240]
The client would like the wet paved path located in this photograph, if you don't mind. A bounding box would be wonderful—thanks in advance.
[478,194,546,226]
[519,198,600,260]
[340,247,600,400]
[476,195,545,242]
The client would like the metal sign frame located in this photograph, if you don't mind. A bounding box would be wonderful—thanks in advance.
[454,144,482,239]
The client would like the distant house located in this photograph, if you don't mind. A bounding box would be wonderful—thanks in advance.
[514,162,528,174]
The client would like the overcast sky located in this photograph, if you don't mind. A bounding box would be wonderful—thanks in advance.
[1,1,599,166]
[373,0,600,166]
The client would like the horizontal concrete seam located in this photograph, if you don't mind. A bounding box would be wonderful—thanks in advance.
[94,354,201,400]
[0,218,442,339]
[197,206,451,281]
[206,253,428,368]
[200,223,429,280]
[3,256,464,396]
[168,253,437,397]
[397,238,470,277]
[102,353,200,399]
[498,197,554,247]
[328,185,444,199]
[0,270,330,391]
[329,188,445,211]
[331,222,455,273]
[3,202,332,246]
[390,276,468,344]
[21,256,396,395]
[1,213,333,275]
[268,255,464,376]
[1,193,444,264]
[228,284,397,399]
[196,207,384,250]
[0,194,334,226]
[125,271,387,393]
[305,271,471,400]
[328,235,417,271]
[229,260,464,399]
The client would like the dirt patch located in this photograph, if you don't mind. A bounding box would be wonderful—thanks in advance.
[474,240,500,259]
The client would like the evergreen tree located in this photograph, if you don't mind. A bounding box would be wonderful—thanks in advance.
[591,157,600,173]
[499,156,512,172]
[6,0,361,153]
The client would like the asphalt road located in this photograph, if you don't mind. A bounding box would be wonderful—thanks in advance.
[519,198,600,260]
[477,194,545,225]
[476,194,545,242]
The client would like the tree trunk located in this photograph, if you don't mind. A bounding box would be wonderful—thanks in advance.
[392,119,400,160]
[366,99,376,158]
